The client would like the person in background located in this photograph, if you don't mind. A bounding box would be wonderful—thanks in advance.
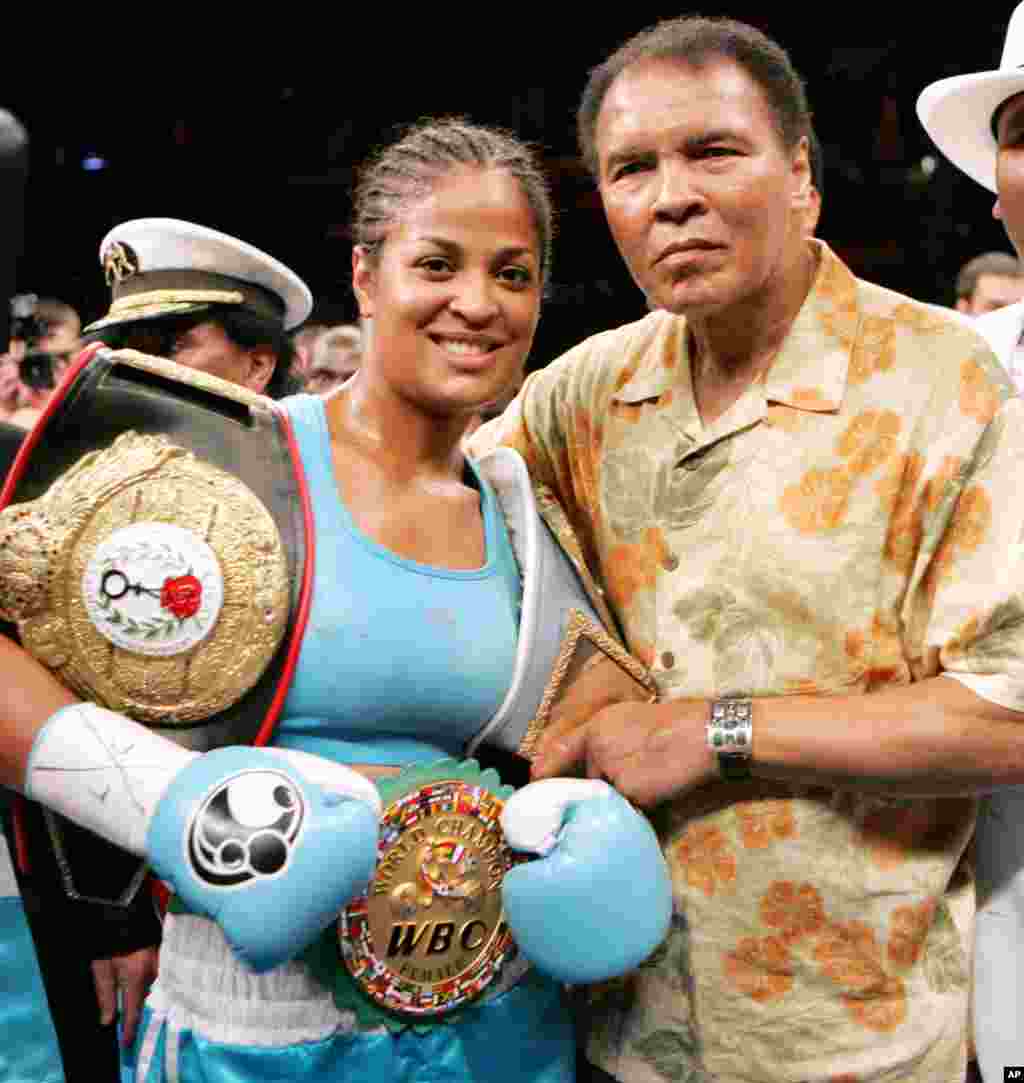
[955,251,1024,317]
[82,219,305,399]
[472,15,1024,1083]
[919,6,1024,1078]
[32,297,81,362]
[291,320,331,377]
[291,321,330,379]
[305,323,362,394]
[0,295,81,428]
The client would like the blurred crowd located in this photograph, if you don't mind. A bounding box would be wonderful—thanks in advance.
[0,293,366,430]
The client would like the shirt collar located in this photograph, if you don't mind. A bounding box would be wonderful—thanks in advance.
[611,241,857,416]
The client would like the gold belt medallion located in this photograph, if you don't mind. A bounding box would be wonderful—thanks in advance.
[339,760,519,1019]
[0,431,289,724]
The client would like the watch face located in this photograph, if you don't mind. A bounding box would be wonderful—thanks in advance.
[709,699,753,780]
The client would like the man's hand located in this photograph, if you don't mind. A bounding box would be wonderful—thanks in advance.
[530,699,717,807]
[91,946,159,1047]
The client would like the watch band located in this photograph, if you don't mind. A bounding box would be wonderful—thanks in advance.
[707,698,753,781]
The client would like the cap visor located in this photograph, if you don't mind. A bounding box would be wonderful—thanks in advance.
[81,301,217,341]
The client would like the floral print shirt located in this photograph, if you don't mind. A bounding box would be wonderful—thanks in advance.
[471,242,1024,1082]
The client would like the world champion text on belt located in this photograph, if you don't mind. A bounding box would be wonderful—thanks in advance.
[332,759,529,1024]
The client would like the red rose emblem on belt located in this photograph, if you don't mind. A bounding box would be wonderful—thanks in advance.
[160,574,202,620]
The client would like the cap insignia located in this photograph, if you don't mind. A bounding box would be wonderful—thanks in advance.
[103,241,140,286]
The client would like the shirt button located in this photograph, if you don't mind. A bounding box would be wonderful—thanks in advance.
[661,651,675,669]
[662,553,679,572]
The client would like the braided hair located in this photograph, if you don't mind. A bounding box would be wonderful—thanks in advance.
[352,118,553,286]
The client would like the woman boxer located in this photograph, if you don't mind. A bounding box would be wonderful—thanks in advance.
[0,119,671,1083]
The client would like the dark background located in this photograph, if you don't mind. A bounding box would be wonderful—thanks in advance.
[5,11,1016,370]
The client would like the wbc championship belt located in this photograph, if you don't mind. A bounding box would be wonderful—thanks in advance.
[0,345,310,751]
[0,345,311,908]
[312,759,528,1029]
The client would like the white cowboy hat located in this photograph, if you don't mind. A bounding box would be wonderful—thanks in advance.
[917,3,1024,193]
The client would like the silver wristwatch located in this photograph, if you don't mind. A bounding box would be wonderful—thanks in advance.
[706,698,753,781]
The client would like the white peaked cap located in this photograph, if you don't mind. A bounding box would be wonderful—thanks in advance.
[84,217,313,335]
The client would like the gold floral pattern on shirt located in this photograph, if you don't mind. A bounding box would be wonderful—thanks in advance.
[923,485,993,606]
[875,450,924,516]
[812,919,908,1032]
[674,822,737,898]
[841,977,907,1033]
[888,898,937,968]
[836,409,902,476]
[605,525,667,613]
[879,453,926,574]
[891,301,952,334]
[780,466,853,533]
[722,935,794,1002]
[759,880,826,943]
[813,919,885,992]
[844,611,909,689]
[815,252,859,350]
[924,455,965,513]
[959,357,1001,425]
[847,316,896,386]
[735,800,797,850]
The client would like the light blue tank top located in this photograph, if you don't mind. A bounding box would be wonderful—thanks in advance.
[273,395,521,765]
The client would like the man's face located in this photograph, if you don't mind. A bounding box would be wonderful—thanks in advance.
[36,321,80,359]
[594,56,810,317]
[995,93,1024,261]
[963,273,1024,315]
[306,345,360,395]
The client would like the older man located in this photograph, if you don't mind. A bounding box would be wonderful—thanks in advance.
[920,7,1024,1079]
[473,15,1024,1083]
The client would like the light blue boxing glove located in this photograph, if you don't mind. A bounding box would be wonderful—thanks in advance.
[147,744,381,972]
[500,778,672,983]
[24,704,382,973]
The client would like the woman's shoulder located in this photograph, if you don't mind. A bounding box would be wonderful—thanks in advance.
[271,393,335,482]
[276,391,322,424]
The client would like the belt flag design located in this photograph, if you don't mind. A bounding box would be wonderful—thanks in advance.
[331,759,525,1027]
